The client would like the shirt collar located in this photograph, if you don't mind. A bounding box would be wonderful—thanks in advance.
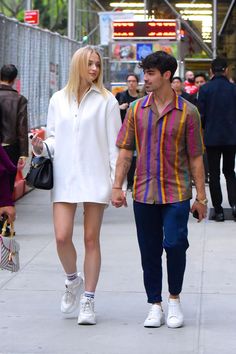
[141,90,184,118]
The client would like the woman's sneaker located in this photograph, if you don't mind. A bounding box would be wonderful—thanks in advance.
[60,273,84,314]
[167,298,184,328]
[144,304,165,327]
[78,295,96,325]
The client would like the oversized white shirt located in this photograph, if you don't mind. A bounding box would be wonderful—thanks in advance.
[42,85,122,204]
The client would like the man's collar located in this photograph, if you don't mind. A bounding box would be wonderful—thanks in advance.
[141,91,184,114]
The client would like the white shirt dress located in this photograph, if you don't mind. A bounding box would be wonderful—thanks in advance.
[41,85,122,204]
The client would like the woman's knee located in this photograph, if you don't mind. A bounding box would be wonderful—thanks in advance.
[84,232,100,251]
[56,233,72,248]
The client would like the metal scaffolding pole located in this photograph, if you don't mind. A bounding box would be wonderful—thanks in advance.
[68,0,76,40]
[26,0,32,10]
[212,0,217,58]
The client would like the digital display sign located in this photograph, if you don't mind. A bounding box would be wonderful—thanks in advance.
[112,20,177,40]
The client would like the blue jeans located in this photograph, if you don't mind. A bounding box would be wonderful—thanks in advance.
[133,200,190,303]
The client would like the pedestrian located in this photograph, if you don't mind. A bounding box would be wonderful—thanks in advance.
[198,57,236,221]
[171,76,195,103]
[0,145,16,223]
[0,64,28,192]
[112,51,207,328]
[115,73,140,122]
[183,70,198,95]
[115,73,140,190]
[31,46,122,325]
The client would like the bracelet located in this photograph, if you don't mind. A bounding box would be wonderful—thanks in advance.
[196,198,208,205]
[112,187,122,190]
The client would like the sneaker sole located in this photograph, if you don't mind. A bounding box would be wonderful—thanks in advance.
[144,317,165,328]
[78,317,96,325]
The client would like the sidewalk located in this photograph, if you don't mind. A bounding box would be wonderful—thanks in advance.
[0,185,236,354]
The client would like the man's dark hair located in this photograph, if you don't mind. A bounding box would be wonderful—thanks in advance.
[139,51,177,81]
[211,57,227,74]
[172,76,182,83]
[0,64,18,82]
[194,73,207,81]
[126,73,139,83]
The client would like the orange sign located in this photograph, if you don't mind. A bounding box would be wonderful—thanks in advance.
[24,10,39,25]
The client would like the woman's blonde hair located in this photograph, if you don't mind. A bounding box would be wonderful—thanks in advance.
[65,45,107,99]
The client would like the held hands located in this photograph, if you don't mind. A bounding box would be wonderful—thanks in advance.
[31,133,44,155]
[111,188,127,208]
[191,201,207,222]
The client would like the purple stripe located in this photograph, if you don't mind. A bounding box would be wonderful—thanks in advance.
[178,95,183,110]
[165,112,176,203]
[188,115,195,155]
[135,103,144,200]
[143,110,153,203]
[156,119,163,203]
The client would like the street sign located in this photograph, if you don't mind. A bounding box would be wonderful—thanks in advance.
[24,10,39,25]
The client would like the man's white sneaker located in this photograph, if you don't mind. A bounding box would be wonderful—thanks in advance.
[78,295,96,325]
[167,298,184,328]
[60,273,84,314]
[144,304,165,328]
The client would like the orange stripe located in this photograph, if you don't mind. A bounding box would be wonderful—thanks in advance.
[176,95,179,109]
[160,115,167,203]
[174,102,186,200]
[120,107,133,148]
[134,100,141,155]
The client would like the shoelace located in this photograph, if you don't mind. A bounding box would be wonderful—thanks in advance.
[64,286,75,304]
[81,298,93,313]
[148,306,161,319]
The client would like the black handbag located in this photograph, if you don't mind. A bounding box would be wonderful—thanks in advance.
[25,142,53,190]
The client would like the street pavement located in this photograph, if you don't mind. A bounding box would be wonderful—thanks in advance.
[0,183,236,354]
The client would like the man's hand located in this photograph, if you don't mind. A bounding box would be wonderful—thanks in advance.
[0,206,16,223]
[111,189,127,208]
[191,201,207,222]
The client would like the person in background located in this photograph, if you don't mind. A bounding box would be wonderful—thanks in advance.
[0,145,16,224]
[183,70,198,95]
[112,51,207,329]
[198,57,236,221]
[0,64,28,192]
[193,73,209,183]
[115,73,140,122]
[115,73,140,190]
[31,46,122,326]
[171,76,195,103]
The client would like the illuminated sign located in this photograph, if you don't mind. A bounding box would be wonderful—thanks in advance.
[112,20,177,40]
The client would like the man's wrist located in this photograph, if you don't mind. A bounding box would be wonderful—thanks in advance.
[195,197,208,205]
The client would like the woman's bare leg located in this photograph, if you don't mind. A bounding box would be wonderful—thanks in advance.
[83,203,105,292]
[53,202,77,274]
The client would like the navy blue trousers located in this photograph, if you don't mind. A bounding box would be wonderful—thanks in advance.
[133,200,190,303]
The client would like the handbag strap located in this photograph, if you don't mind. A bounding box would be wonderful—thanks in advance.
[1,219,15,238]
[43,142,52,161]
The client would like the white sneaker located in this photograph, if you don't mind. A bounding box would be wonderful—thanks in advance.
[78,295,96,325]
[167,298,184,328]
[144,304,165,328]
[60,273,84,314]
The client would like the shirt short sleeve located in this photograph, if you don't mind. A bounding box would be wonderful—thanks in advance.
[116,104,136,150]
[186,105,205,157]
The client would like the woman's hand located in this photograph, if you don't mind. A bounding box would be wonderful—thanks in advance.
[31,133,44,155]
[0,206,16,223]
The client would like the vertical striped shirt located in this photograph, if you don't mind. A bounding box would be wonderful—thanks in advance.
[116,92,204,204]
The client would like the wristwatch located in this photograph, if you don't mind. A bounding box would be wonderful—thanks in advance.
[196,198,208,205]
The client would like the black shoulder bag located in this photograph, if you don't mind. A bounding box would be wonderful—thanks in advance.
[25,142,53,190]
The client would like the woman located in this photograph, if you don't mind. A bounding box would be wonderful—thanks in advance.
[31,46,122,325]
[0,145,16,224]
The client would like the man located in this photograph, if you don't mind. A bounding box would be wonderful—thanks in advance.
[171,76,195,103]
[183,70,198,95]
[0,145,16,224]
[0,64,28,192]
[198,57,236,221]
[116,73,140,189]
[192,73,209,183]
[112,51,207,328]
